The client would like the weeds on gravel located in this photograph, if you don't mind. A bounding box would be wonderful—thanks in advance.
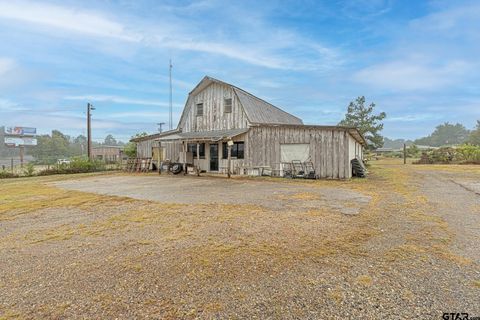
[0,309,23,320]
[375,165,472,267]
[355,275,373,287]
[0,180,133,221]
[329,287,344,304]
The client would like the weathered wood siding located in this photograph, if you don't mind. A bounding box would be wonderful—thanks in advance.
[246,126,352,179]
[163,141,183,162]
[180,82,249,132]
[136,139,159,158]
[348,134,363,161]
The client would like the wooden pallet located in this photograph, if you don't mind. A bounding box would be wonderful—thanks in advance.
[124,158,152,173]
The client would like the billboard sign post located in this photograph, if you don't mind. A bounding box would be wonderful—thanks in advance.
[4,137,37,146]
[4,126,37,168]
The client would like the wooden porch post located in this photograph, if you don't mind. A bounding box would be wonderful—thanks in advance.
[183,141,187,175]
[196,142,200,176]
[157,141,161,175]
[227,144,232,178]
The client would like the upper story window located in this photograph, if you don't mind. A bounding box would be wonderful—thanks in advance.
[224,98,232,113]
[196,103,203,116]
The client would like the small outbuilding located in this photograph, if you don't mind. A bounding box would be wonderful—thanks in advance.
[132,76,366,179]
[91,146,126,163]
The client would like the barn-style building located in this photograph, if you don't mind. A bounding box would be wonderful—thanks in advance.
[132,76,365,179]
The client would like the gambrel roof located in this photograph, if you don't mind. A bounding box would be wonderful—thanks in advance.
[233,87,303,125]
[178,76,303,129]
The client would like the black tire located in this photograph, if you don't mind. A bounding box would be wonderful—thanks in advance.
[170,163,183,174]
[284,171,293,179]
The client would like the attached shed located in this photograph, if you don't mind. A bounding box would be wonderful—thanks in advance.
[132,76,366,178]
[131,129,180,159]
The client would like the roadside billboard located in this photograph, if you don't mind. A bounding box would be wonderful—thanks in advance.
[4,137,37,146]
[5,127,37,136]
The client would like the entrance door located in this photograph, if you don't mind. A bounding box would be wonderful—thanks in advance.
[209,144,219,171]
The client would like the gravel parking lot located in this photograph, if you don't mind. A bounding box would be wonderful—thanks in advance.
[53,174,371,215]
[0,162,479,319]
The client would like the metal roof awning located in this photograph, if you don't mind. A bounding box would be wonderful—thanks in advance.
[157,128,249,142]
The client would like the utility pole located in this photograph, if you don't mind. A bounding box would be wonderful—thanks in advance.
[87,103,95,160]
[169,59,173,130]
[157,122,166,133]
[403,143,407,165]
[19,145,24,168]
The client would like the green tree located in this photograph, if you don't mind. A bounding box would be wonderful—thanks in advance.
[123,142,137,158]
[124,132,148,158]
[30,130,70,163]
[339,96,386,149]
[468,120,480,145]
[69,134,87,156]
[415,122,469,146]
[383,137,414,149]
[104,134,117,146]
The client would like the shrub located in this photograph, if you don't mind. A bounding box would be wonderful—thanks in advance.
[0,171,19,179]
[414,145,480,164]
[37,157,107,176]
[23,163,35,177]
[430,147,455,164]
[406,145,421,158]
[455,144,480,163]
[69,157,105,172]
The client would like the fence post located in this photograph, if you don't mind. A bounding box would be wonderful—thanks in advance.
[11,158,13,173]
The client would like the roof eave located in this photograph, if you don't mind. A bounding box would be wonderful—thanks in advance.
[130,129,181,142]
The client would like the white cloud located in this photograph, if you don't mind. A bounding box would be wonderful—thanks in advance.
[105,111,170,119]
[384,114,441,122]
[0,98,29,112]
[0,1,340,71]
[353,59,471,91]
[64,95,182,108]
[0,57,15,76]
[351,2,480,93]
[409,2,480,34]
[0,1,139,41]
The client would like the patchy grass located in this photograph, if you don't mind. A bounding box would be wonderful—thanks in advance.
[0,167,477,318]
[289,192,321,200]
[0,310,24,320]
[355,275,373,287]
[329,286,343,304]
[0,179,134,221]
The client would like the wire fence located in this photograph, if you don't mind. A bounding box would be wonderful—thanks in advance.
[0,156,125,175]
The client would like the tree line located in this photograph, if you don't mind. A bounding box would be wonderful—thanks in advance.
[383,121,480,149]
[338,97,480,149]
[27,131,128,163]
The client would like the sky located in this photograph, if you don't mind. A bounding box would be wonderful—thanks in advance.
[0,0,479,142]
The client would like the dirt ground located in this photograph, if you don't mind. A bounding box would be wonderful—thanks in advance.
[52,174,371,215]
[0,160,479,319]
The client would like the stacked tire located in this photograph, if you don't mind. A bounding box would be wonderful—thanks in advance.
[351,158,367,178]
